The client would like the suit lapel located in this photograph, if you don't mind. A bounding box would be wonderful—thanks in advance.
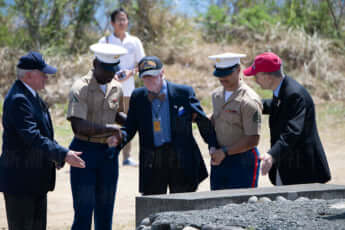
[17,81,53,138]
[271,77,287,121]
[166,82,178,136]
[141,89,155,146]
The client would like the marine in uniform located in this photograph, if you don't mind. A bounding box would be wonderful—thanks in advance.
[99,7,145,166]
[66,43,127,230]
[208,53,262,190]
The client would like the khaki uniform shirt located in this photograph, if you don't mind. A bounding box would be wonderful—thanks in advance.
[212,81,262,148]
[67,71,124,138]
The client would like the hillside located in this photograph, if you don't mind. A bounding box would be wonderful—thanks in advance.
[1,24,344,112]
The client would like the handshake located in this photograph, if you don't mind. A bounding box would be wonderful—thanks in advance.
[105,124,123,148]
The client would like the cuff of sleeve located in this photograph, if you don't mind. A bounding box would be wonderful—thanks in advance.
[268,143,281,163]
[57,146,69,163]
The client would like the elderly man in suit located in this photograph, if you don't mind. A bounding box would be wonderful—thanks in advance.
[243,52,331,185]
[108,56,218,195]
[0,51,85,230]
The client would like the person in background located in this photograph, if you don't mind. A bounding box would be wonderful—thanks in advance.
[107,56,218,195]
[208,53,262,190]
[99,7,145,166]
[243,52,331,185]
[0,51,85,230]
[66,43,127,230]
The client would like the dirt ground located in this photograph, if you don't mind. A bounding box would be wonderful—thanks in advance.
[1,115,345,230]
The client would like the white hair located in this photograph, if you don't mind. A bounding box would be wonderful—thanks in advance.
[16,68,33,79]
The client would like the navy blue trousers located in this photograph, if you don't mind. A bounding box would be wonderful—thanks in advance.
[69,138,119,230]
[210,147,260,190]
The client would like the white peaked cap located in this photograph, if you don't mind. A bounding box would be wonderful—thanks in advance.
[208,52,247,68]
[89,43,128,64]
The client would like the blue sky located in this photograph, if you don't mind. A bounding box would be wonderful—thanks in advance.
[95,0,210,30]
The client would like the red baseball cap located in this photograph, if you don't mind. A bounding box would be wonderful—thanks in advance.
[243,52,282,76]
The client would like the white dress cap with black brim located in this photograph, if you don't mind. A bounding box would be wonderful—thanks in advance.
[90,43,128,72]
[208,52,246,77]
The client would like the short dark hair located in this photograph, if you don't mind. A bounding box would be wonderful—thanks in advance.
[110,8,129,22]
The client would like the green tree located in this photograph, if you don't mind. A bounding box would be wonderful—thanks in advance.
[198,4,231,42]
[233,3,279,32]
[326,0,345,38]
[69,0,100,53]
[2,0,104,52]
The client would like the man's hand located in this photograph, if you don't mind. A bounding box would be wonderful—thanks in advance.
[211,149,226,166]
[114,69,134,82]
[260,153,273,175]
[65,151,85,168]
[107,135,121,147]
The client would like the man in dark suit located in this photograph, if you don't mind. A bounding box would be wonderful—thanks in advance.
[0,51,85,230]
[243,52,331,185]
[108,56,218,195]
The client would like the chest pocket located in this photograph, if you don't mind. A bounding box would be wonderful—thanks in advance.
[106,88,120,111]
[107,96,119,110]
[220,104,242,127]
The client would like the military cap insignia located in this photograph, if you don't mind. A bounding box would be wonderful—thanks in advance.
[140,60,157,70]
[114,55,120,59]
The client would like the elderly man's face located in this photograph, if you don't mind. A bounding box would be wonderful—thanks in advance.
[26,70,48,91]
[255,72,272,89]
[142,72,163,93]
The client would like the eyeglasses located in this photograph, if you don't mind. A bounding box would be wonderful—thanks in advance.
[115,18,128,23]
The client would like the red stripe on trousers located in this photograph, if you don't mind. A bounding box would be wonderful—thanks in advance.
[251,148,258,188]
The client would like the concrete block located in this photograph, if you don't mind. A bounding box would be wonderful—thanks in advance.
[136,183,345,226]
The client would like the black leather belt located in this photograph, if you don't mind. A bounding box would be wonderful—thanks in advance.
[154,142,173,151]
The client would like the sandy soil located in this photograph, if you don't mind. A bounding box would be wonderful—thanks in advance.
[1,117,345,230]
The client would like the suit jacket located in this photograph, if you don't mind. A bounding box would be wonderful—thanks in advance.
[263,76,331,185]
[122,81,218,193]
[0,80,68,195]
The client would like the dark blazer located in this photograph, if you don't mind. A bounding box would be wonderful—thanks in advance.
[263,76,331,185]
[122,81,218,194]
[0,80,68,195]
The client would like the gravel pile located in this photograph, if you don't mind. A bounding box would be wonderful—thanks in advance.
[137,197,345,230]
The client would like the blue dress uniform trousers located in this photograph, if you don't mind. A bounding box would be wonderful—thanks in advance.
[69,138,119,230]
[210,147,260,190]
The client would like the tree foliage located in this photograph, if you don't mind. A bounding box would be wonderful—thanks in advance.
[0,0,103,53]
[198,0,345,43]
[0,0,344,54]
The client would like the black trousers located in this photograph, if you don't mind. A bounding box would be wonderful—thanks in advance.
[3,193,47,230]
[142,144,197,195]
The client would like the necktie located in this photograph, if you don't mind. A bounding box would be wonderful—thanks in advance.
[148,91,166,102]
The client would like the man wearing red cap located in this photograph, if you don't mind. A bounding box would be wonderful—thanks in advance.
[244,52,331,185]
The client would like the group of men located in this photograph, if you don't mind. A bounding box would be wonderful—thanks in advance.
[0,7,331,230]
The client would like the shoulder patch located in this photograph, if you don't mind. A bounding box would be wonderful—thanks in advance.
[252,110,261,123]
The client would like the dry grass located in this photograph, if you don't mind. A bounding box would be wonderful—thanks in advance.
[0,23,344,107]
